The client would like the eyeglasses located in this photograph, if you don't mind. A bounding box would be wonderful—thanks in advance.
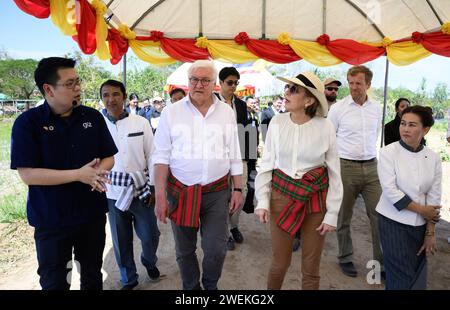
[284,84,299,94]
[325,86,339,92]
[189,77,213,86]
[225,80,239,86]
[54,77,82,90]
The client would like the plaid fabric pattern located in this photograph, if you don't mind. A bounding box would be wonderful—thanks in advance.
[273,167,329,237]
[109,169,151,211]
[167,173,229,228]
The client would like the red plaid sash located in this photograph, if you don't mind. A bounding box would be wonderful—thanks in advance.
[273,167,328,237]
[167,173,229,228]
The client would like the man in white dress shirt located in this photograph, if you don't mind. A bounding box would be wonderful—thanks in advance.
[153,60,244,290]
[101,80,160,290]
[328,66,384,278]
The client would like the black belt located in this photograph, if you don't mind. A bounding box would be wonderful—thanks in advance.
[340,158,376,163]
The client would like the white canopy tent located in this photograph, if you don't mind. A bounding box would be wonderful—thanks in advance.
[104,0,449,41]
[166,60,284,97]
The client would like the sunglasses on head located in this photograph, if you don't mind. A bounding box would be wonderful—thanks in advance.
[225,80,239,86]
[284,84,299,94]
[325,86,339,91]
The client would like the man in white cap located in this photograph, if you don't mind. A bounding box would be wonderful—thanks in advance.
[323,78,342,109]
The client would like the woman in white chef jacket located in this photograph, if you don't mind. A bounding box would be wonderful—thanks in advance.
[376,105,442,290]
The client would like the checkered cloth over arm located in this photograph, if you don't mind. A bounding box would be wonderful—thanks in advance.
[167,172,229,228]
[109,169,151,211]
[272,167,329,237]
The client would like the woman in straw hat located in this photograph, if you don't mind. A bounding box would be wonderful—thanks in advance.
[254,71,343,290]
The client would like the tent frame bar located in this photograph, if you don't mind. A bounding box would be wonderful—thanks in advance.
[261,0,266,39]
[380,57,390,148]
[131,0,167,30]
[344,0,385,39]
[426,0,443,25]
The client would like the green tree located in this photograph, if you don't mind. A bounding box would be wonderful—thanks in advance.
[68,51,112,100]
[0,58,38,99]
[431,82,449,119]
[411,77,429,106]
[124,56,179,99]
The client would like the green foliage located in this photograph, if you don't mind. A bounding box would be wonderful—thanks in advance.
[69,52,111,100]
[0,193,27,223]
[124,56,180,99]
[0,59,38,99]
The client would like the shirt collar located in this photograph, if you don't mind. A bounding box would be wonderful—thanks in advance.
[185,94,219,116]
[102,108,129,124]
[399,139,424,153]
[42,100,84,122]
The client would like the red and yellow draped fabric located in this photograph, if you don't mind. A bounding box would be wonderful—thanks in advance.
[13,0,450,66]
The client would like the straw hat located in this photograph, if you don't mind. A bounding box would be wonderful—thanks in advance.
[277,71,328,117]
[324,77,342,87]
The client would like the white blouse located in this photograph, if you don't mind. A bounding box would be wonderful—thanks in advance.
[376,142,442,226]
[254,113,343,227]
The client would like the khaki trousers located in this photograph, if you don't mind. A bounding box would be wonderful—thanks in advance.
[336,159,383,266]
[267,190,325,290]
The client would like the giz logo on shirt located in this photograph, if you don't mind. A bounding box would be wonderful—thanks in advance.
[83,122,92,129]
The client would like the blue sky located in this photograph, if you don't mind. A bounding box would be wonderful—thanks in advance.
[1,0,450,93]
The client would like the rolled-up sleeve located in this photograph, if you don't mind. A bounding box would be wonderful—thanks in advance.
[152,109,171,165]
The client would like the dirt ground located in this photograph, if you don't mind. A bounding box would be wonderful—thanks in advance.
[1,163,449,290]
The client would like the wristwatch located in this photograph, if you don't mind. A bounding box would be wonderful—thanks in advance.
[233,188,243,192]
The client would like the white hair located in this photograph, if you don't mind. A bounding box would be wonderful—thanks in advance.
[188,60,218,81]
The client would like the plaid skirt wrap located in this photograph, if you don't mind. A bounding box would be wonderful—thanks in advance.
[167,173,229,228]
[273,167,329,237]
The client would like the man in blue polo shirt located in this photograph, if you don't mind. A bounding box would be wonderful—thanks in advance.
[10,57,118,290]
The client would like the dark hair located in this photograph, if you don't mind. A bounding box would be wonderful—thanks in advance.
[129,93,139,101]
[34,57,76,96]
[169,88,186,98]
[267,101,273,106]
[301,86,319,117]
[347,65,373,84]
[274,95,283,101]
[99,79,126,99]
[219,67,240,81]
[394,97,410,111]
[401,105,434,128]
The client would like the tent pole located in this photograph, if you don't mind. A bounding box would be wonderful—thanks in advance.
[380,57,389,148]
[123,53,127,89]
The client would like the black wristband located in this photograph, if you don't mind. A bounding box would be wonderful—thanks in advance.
[233,188,242,192]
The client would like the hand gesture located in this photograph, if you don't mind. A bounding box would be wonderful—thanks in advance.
[316,223,336,236]
[255,209,269,224]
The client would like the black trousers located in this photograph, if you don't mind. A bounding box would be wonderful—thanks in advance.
[34,215,106,290]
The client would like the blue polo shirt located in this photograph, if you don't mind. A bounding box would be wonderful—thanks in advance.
[10,101,118,229]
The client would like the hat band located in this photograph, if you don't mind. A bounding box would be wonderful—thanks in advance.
[296,74,316,89]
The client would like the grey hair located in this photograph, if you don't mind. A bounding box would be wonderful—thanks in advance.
[188,60,218,81]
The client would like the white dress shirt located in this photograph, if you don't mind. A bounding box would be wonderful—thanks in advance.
[376,142,442,226]
[153,95,243,186]
[254,113,343,227]
[103,114,155,200]
[327,95,382,160]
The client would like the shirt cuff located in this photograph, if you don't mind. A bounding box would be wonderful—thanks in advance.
[255,198,270,212]
[394,195,412,211]
[230,161,243,176]
[322,212,338,228]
